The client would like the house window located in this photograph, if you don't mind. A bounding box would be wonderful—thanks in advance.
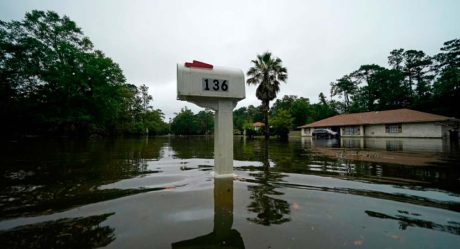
[386,140,403,151]
[385,124,402,133]
[303,128,310,135]
[343,126,360,135]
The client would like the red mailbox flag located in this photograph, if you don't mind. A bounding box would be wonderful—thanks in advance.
[185,60,213,69]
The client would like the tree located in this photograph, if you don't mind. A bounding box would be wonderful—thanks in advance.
[170,108,214,135]
[310,93,337,121]
[171,107,198,135]
[247,105,264,123]
[270,109,293,139]
[348,64,386,111]
[388,48,405,71]
[143,109,168,135]
[271,95,312,128]
[233,107,249,133]
[195,110,214,135]
[290,97,312,128]
[0,10,129,136]
[402,50,433,100]
[139,84,153,113]
[246,52,288,138]
[330,75,358,112]
[368,68,407,110]
[432,39,460,117]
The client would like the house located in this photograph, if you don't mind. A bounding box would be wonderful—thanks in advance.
[252,122,265,131]
[299,108,459,138]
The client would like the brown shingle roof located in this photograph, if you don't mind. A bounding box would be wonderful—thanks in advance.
[300,109,451,128]
[253,122,265,127]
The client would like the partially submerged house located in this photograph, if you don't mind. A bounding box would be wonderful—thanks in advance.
[300,109,459,138]
[252,122,265,131]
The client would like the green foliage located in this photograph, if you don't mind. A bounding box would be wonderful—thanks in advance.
[270,109,293,138]
[0,10,167,137]
[327,39,459,118]
[233,105,263,133]
[171,107,214,135]
[247,52,288,138]
[120,84,168,135]
[195,110,214,135]
[330,75,357,111]
[233,107,249,133]
[310,93,338,121]
[351,68,407,111]
[271,95,312,128]
[432,39,460,117]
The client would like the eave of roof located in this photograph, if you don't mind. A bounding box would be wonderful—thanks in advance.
[299,108,453,128]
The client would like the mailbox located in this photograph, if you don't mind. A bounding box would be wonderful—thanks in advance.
[177,61,245,101]
[176,60,246,177]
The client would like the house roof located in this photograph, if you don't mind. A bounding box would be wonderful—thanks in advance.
[300,108,452,128]
[253,122,265,127]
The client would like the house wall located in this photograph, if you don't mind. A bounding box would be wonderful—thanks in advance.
[364,122,443,138]
[340,125,364,137]
[301,122,445,138]
[301,128,312,136]
[441,125,450,138]
[301,136,451,153]
[341,137,445,152]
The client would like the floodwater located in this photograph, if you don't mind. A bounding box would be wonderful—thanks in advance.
[0,136,459,249]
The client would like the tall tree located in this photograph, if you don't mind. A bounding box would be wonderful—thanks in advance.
[402,50,433,99]
[432,39,460,117]
[271,95,312,128]
[330,75,358,112]
[310,93,337,121]
[270,109,293,139]
[171,107,198,135]
[138,84,153,113]
[233,106,249,133]
[388,48,405,71]
[170,107,214,135]
[368,68,407,110]
[349,64,386,111]
[246,52,288,138]
[0,10,129,136]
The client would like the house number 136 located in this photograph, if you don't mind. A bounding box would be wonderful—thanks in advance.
[203,78,228,92]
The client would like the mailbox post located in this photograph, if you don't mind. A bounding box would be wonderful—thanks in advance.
[177,61,245,177]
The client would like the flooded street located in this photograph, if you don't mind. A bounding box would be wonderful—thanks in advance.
[1,136,459,248]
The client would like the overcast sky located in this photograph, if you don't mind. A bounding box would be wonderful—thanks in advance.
[1,0,459,120]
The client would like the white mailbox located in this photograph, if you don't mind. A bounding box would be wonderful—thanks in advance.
[176,61,246,178]
[177,61,245,101]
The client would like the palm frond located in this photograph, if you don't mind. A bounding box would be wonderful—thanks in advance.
[247,51,287,103]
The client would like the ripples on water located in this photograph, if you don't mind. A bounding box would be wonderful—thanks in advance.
[0,136,459,248]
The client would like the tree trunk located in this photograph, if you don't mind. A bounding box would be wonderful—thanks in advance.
[263,101,269,139]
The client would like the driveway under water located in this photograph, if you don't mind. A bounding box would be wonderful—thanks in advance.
[0,136,459,248]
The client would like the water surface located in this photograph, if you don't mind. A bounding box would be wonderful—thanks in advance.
[0,136,459,248]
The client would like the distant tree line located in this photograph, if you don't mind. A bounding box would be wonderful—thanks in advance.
[170,107,213,135]
[0,10,168,137]
[329,39,460,117]
[234,39,459,138]
[232,94,337,138]
[2,11,457,138]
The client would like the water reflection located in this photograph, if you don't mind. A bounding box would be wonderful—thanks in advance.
[365,210,460,236]
[1,137,459,248]
[246,140,291,226]
[0,213,115,249]
[0,138,165,220]
[172,178,245,248]
[303,136,458,153]
[169,136,213,159]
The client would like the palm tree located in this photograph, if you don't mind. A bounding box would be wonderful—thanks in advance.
[247,52,288,139]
